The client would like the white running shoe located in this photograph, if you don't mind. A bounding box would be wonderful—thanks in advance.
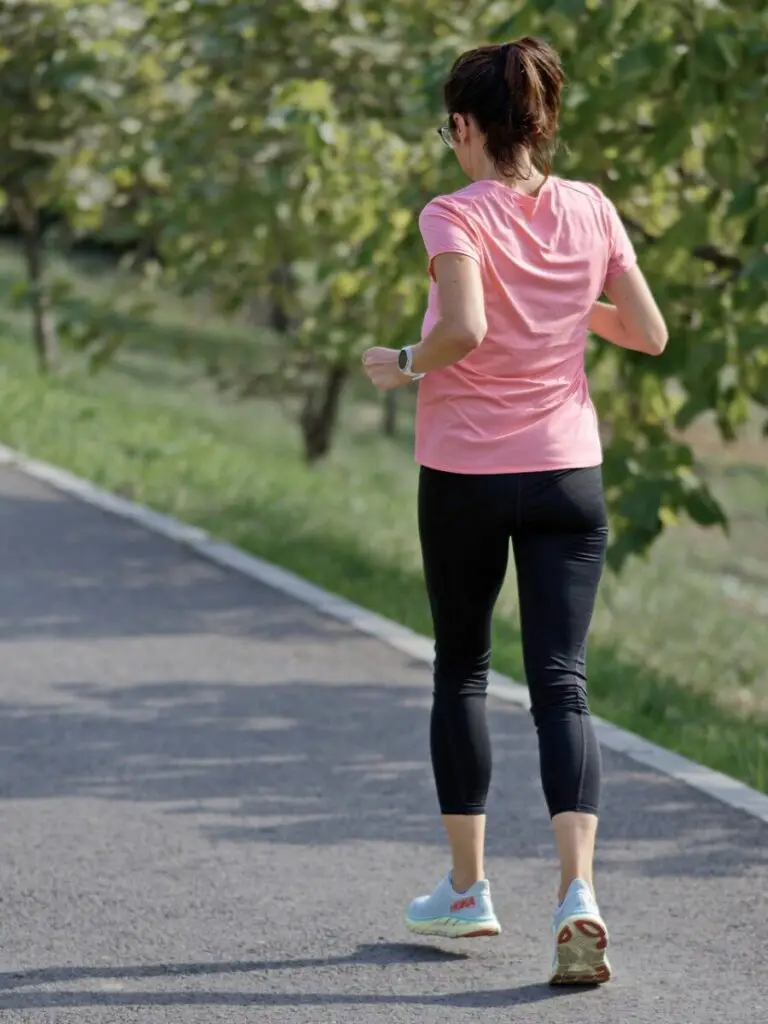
[549,878,611,985]
[405,874,502,939]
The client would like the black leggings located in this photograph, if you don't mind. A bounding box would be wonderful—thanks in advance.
[418,465,608,819]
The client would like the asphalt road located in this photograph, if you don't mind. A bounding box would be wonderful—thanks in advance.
[0,464,766,1023]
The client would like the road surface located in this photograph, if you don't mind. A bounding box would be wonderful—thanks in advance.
[0,465,765,1023]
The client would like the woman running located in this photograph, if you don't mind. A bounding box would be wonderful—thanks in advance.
[363,36,667,985]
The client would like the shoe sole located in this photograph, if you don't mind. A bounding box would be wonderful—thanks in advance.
[549,913,611,985]
[405,915,502,939]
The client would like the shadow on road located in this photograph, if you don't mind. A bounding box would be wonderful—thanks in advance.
[0,674,766,883]
[1,479,766,888]
[0,943,588,1009]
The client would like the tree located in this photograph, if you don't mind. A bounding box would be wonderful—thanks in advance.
[124,0,473,460]
[0,0,147,371]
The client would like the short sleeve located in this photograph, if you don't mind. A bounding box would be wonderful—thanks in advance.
[418,197,481,280]
[603,195,638,282]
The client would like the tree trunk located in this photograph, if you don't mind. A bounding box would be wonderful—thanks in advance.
[299,363,349,463]
[10,193,59,373]
[268,263,293,334]
[382,390,398,437]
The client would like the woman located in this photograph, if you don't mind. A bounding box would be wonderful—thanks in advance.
[363,36,667,985]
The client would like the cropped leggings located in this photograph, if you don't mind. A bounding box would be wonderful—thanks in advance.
[418,465,608,819]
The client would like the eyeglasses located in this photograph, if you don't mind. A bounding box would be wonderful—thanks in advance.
[437,121,455,150]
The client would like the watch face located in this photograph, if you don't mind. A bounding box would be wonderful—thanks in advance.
[398,349,409,371]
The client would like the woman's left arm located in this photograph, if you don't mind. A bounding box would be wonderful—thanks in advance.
[362,252,487,390]
[409,253,487,373]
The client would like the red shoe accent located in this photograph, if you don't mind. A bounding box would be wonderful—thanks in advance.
[557,925,573,944]
[575,918,608,950]
[450,896,477,913]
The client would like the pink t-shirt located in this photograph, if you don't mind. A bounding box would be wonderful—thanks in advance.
[415,176,637,474]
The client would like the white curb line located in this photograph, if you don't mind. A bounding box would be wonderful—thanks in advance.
[1,442,767,827]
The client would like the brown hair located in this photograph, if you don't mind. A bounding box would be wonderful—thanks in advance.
[443,37,564,178]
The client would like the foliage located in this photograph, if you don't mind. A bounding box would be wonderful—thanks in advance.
[0,0,150,369]
[0,0,766,563]
[125,1,474,457]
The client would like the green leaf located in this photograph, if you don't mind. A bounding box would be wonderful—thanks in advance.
[684,490,727,529]
[727,183,758,218]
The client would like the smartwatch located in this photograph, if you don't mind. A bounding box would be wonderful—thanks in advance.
[398,346,424,380]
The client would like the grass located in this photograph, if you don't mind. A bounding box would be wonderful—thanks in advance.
[0,244,767,793]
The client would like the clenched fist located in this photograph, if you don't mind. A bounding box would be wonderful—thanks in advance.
[362,347,410,392]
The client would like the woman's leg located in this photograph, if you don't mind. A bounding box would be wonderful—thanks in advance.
[512,467,607,901]
[417,467,511,892]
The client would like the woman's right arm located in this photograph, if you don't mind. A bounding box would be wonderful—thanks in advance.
[589,265,668,356]
[590,191,669,356]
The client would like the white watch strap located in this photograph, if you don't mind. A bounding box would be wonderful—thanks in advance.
[402,345,424,379]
